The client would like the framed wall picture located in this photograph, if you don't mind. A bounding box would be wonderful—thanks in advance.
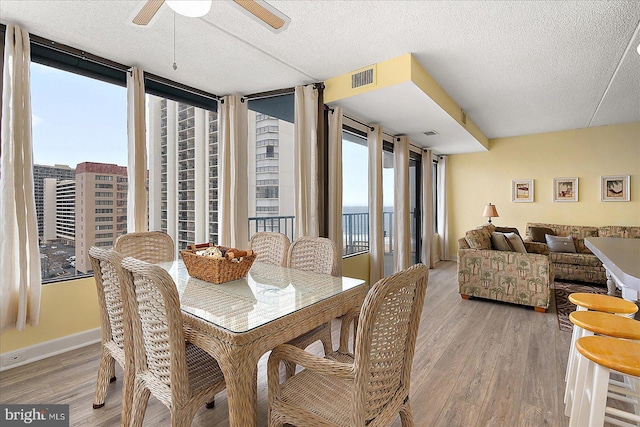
[512,179,534,202]
[553,177,578,202]
[601,175,630,202]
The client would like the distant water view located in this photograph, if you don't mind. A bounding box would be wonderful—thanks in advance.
[343,206,393,214]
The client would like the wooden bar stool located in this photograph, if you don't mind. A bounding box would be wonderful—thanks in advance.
[565,293,638,386]
[564,311,640,417]
[568,293,638,317]
[569,336,640,427]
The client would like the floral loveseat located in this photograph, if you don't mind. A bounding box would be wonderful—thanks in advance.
[524,223,640,286]
[458,224,553,312]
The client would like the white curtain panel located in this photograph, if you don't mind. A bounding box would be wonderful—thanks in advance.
[218,95,249,248]
[393,136,411,272]
[437,156,449,261]
[0,24,41,332]
[126,67,148,232]
[421,149,435,268]
[293,85,319,239]
[327,107,343,275]
[368,125,384,284]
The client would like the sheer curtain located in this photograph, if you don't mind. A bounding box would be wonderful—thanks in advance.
[293,85,319,239]
[327,107,343,274]
[0,24,41,332]
[437,156,449,261]
[393,136,410,271]
[126,67,148,232]
[421,149,435,268]
[368,125,384,284]
[218,95,249,248]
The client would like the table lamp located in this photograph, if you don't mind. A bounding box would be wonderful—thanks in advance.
[483,203,499,223]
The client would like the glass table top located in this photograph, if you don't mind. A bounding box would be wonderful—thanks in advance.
[159,260,365,333]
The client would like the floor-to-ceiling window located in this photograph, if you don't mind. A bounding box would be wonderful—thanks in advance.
[342,122,369,256]
[409,152,421,265]
[247,93,295,241]
[145,79,218,252]
[382,145,394,276]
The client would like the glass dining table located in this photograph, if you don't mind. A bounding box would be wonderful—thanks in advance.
[158,259,367,427]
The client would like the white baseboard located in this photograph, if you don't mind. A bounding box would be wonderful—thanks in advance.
[0,328,101,372]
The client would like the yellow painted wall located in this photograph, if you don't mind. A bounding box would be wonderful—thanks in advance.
[342,253,370,285]
[447,122,640,259]
[0,277,100,353]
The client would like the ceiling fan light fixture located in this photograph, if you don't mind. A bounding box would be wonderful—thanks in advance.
[166,0,211,18]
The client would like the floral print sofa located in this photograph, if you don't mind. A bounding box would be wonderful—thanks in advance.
[458,224,553,312]
[524,223,640,286]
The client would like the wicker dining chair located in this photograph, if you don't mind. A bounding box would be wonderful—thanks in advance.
[114,231,174,264]
[267,263,429,427]
[283,236,339,377]
[249,231,291,266]
[89,247,134,426]
[120,256,226,427]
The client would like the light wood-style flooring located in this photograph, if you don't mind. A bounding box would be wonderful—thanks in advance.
[0,261,621,426]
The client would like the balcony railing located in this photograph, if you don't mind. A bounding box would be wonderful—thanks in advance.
[248,216,295,241]
[248,212,395,257]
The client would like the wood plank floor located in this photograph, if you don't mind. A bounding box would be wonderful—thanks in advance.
[0,261,627,426]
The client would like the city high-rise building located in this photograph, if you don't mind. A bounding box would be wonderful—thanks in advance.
[42,178,75,245]
[75,162,128,273]
[33,164,76,239]
[247,112,295,228]
[149,97,218,251]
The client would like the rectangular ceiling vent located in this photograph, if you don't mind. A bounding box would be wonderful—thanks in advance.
[423,130,439,136]
[351,68,374,89]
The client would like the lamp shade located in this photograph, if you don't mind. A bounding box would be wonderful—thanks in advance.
[482,203,499,218]
[166,0,211,18]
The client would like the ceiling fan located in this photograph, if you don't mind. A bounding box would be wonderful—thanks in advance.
[132,0,290,32]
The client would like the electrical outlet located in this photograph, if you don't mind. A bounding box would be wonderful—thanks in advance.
[2,349,26,367]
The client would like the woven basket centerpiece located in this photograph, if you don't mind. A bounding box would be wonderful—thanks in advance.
[181,243,256,284]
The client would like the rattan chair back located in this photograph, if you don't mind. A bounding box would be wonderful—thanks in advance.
[287,236,338,276]
[88,247,134,424]
[90,247,127,357]
[353,263,429,423]
[120,256,226,425]
[121,256,190,402]
[250,232,291,266]
[267,263,429,426]
[114,231,174,264]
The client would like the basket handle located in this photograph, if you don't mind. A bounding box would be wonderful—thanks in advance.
[226,249,254,259]
[187,243,213,250]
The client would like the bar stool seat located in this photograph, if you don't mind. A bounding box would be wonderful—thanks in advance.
[569,336,640,427]
[568,293,638,316]
[564,311,640,416]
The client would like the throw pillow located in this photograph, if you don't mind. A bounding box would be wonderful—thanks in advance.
[505,232,527,253]
[545,234,577,253]
[495,226,520,237]
[465,228,491,250]
[491,232,513,251]
[530,226,555,243]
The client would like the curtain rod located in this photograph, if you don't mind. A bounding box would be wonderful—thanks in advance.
[1,23,220,102]
[243,82,323,101]
[339,112,422,150]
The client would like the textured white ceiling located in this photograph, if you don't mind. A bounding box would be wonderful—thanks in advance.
[0,0,638,147]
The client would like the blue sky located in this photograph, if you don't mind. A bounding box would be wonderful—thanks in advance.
[30,62,392,207]
[31,63,128,167]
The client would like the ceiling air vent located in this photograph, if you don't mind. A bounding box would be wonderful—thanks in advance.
[351,68,374,89]
[423,130,439,136]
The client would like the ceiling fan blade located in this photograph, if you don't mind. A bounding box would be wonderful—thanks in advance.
[232,0,290,31]
[132,0,165,26]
